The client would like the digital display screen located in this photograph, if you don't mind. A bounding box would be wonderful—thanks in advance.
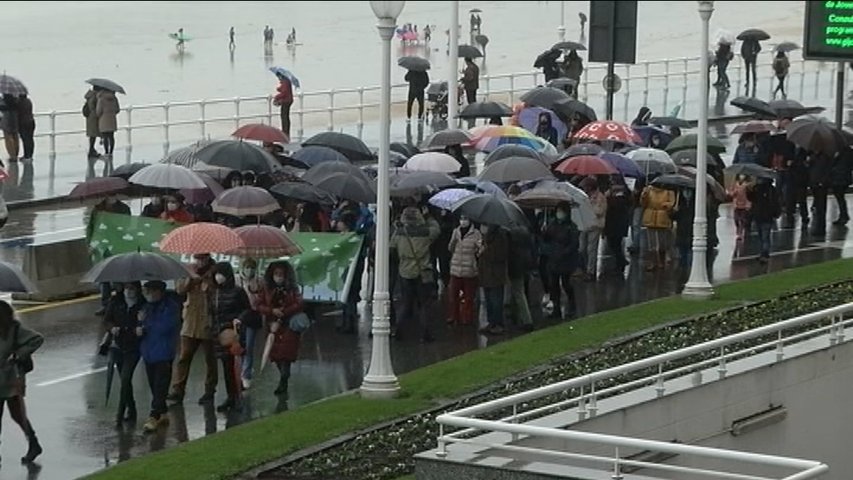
[804,0,853,60]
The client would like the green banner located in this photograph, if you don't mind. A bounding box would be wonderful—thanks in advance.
[88,212,364,303]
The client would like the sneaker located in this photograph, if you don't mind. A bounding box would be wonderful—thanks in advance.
[157,415,170,427]
[241,378,252,390]
[142,416,159,433]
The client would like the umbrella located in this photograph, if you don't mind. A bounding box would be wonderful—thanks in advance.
[633,125,673,147]
[573,120,642,144]
[552,41,586,51]
[451,194,527,226]
[68,177,129,199]
[269,181,336,206]
[232,225,302,258]
[302,161,372,186]
[730,96,776,118]
[665,134,726,154]
[389,150,409,168]
[310,172,376,204]
[129,163,207,190]
[390,142,420,158]
[269,66,301,88]
[211,186,280,217]
[484,144,544,166]
[161,140,212,168]
[737,28,770,41]
[398,56,430,71]
[82,252,192,283]
[191,161,236,183]
[470,125,540,152]
[768,99,822,119]
[110,162,149,179]
[232,123,289,143]
[457,45,482,58]
[474,34,489,47]
[531,180,596,230]
[534,49,563,69]
[724,163,776,179]
[552,98,597,122]
[678,166,727,201]
[0,261,36,293]
[555,155,618,176]
[647,116,692,128]
[517,106,568,144]
[715,29,736,45]
[390,170,457,196]
[786,116,847,155]
[291,145,350,168]
[469,7,482,12]
[456,177,508,198]
[600,152,643,178]
[404,152,461,173]
[626,148,677,175]
[546,77,579,93]
[195,140,281,174]
[105,345,120,406]
[519,87,571,111]
[421,129,472,150]
[651,174,694,190]
[732,120,777,135]
[774,41,800,53]
[670,149,724,169]
[181,172,224,205]
[458,101,513,119]
[479,157,553,183]
[562,143,604,158]
[159,222,245,254]
[302,132,374,162]
[85,78,126,94]
[0,75,27,96]
[428,188,475,210]
[512,187,576,209]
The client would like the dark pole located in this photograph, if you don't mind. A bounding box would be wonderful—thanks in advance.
[605,3,617,120]
[836,62,845,129]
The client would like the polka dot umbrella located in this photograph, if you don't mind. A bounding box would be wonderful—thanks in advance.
[573,120,642,145]
[232,225,302,258]
[158,222,245,254]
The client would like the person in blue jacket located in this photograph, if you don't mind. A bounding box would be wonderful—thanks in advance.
[137,280,180,433]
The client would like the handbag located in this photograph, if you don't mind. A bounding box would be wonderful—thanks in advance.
[288,312,311,333]
[403,227,435,285]
[13,323,34,374]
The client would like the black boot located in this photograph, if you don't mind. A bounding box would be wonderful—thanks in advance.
[124,402,137,423]
[21,433,42,464]
[216,398,235,412]
[274,377,289,396]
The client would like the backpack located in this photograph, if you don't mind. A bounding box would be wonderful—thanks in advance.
[773,58,787,75]
[82,102,91,117]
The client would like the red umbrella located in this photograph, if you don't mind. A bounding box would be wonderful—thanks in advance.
[232,123,289,144]
[573,120,642,144]
[159,222,245,254]
[555,155,618,175]
[232,225,302,258]
[68,177,130,199]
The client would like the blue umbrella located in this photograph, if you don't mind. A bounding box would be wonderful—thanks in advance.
[428,188,475,210]
[269,66,301,88]
[600,152,643,178]
[517,106,568,144]
[457,177,508,197]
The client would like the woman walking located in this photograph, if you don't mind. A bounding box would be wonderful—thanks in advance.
[104,282,145,427]
[96,88,120,157]
[257,261,305,397]
[0,300,44,463]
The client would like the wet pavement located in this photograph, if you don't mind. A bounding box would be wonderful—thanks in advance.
[0,194,850,480]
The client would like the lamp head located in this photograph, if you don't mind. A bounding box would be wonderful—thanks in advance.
[698,1,714,13]
[370,0,405,21]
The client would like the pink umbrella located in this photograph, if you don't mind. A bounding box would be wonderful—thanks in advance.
[159,223,245,254]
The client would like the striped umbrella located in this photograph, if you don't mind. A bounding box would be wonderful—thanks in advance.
[232,225,302,258]
[161,140,213,168]
[159,222,245,254]
[470,126,544,153]
[0,75,27,96]
[211,186,280,217]
[129,163,207,190]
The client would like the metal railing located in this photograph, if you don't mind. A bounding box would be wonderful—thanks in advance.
[15,49,837,158]
[432,302,853,480]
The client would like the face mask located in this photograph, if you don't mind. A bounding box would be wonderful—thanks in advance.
[273,275,286,285]
[215,273,227,285]
[167,202,179,211]
[124,290,138,304]
[243,268,255,278]
[143,293,155,303]
[556,210,568,221]
[480,225,489,234]
[459,219,470,228]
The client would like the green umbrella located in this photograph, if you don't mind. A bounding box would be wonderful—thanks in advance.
[665,134,726,155]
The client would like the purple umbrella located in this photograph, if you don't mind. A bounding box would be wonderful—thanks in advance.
[600,152,643,178]
[518,106,567,143]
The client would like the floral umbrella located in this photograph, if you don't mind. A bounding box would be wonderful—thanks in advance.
[573,120,642,144]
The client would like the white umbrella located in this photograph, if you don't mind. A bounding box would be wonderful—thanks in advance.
[128,163,207,190]
[259,332,275,372]
[535,180,596,231]
[403,152,461,173]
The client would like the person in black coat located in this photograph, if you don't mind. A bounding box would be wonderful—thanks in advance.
[806,150,833,235]
[445,144,470,178]
[673,190,695,268]
[830,148,852,225]
[104,282,146,426]
[507,226,534,331]
[542,202,579,319]
[405,69,430,122]
[604,181,633,268]
[747,179,782,262]
[209,262,250,412]
[741,38,762,96]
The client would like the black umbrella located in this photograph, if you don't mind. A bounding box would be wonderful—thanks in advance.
[421,129,472,150]
[484,144,544,166]
[302,161,372,186]
[670,149,724,169]
[665,134,727,154]
[389,150,409,167]
[195,140,281,173]
[648,116,692,128]
[552,41,586,51]
[0,261,36,293]
[470,7,482,13]
[102,341,121,406]
[302,132,375,162]
[457,45,483,59]
[737,28,770,41]
[774,41,800,53]
[474,34,489,48]
[269,181,336,206]
[390,142,420,158]
[479,157,553,183]
[552,98,596,122]
[561,143,604,159]
[161,140,213,168]
[452,193,527,226]
[398,56,430,72]
[291,145,350,168]
[534,49,562,68]
[85,78,126,94]
[546,77,579,94]
[458,101,513,119]
[390,170,456,197]
[82,252,192,283]
[309,172,376,204]
[769,99,823,119]
[730,96,776,118]
[786,116,847,155]
[651,174,694,190]
[724,163,776,179]
[109,162,150,180]
[520,87,571,111]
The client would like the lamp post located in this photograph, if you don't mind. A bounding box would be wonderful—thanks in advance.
[448,0,459,125]
[361,0,405,399]
[683,0,715,299]
[557,1,566,41]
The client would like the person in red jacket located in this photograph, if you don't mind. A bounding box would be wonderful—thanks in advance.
[272,75,294,138]
[256,260,304,397]
[159,194,194,224]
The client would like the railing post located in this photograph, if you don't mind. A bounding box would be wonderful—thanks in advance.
[125,106,133,152]
[484,74,491,99]
[577,384,587,420]
[297,92,305,141]
[582,66,589,102]
[511,403,519,442]
[655,363,665,398]
[776,330,785,361]
[799,58,806,100]
[267,95,274,126]
[589,382,598,417]
[199,100,207,139]
[612,447,624,480]
[163,102,171,150]
[643,61,650,106]
[48,111,57,159]
[533,71,540,86]
[837,314,846,342]
[829,314,839,346]
[234,97,241,129]
[436,424,447,458]
[328,89,335,131]
[717,346,727,379]
[623,64,631,122]
[508,74,515,104]
[358,87,365,128]
[663,60,670,114]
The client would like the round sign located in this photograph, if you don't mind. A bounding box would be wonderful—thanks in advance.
[602,74,622,93]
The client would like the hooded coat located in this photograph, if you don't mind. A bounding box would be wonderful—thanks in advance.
[391,207,439,280]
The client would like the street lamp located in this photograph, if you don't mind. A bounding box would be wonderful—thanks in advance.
[557,1,566,42]
[361,0,405,399]
[683,0,715,299]
[448,0,459,124]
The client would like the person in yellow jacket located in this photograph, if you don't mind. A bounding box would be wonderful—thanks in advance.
[640,184,676,271]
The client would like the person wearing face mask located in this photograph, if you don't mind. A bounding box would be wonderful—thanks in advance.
[104,282,146,427]
[137,281,180,433]
[236,258,262,390]
[208,262,250,412]
[535,112,559,147]
[447,215,482,326]
[579,177,607,281]
[640,181,676,271]
[542,203,580,320]
[159,195,194,224]
[257,261,305,397]
[733,133,767,166]
[142,196,165,218]
[727,174,752,240]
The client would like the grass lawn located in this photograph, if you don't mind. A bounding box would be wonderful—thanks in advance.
[85,258,853,480]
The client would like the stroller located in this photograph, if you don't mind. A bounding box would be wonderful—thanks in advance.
[427,81,464,122]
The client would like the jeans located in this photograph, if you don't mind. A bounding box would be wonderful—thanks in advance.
[744,60,757,89]
[117,350,140,420]
[508,276,532,326]
[549,273,576,317]
[145,360,173,418]
[678,244,691,269]
[279,103,292,138]
[580,230,601,276]
[715,60,730,87]
[406,90,425,119]
[448,276,477,324]
[240,326,258,381]
[170,336,218,397]
[482,286,505,327]
[276,360,292,392]
[756,221,773,258]
[773,75,786,97]
[19,123,34,159]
